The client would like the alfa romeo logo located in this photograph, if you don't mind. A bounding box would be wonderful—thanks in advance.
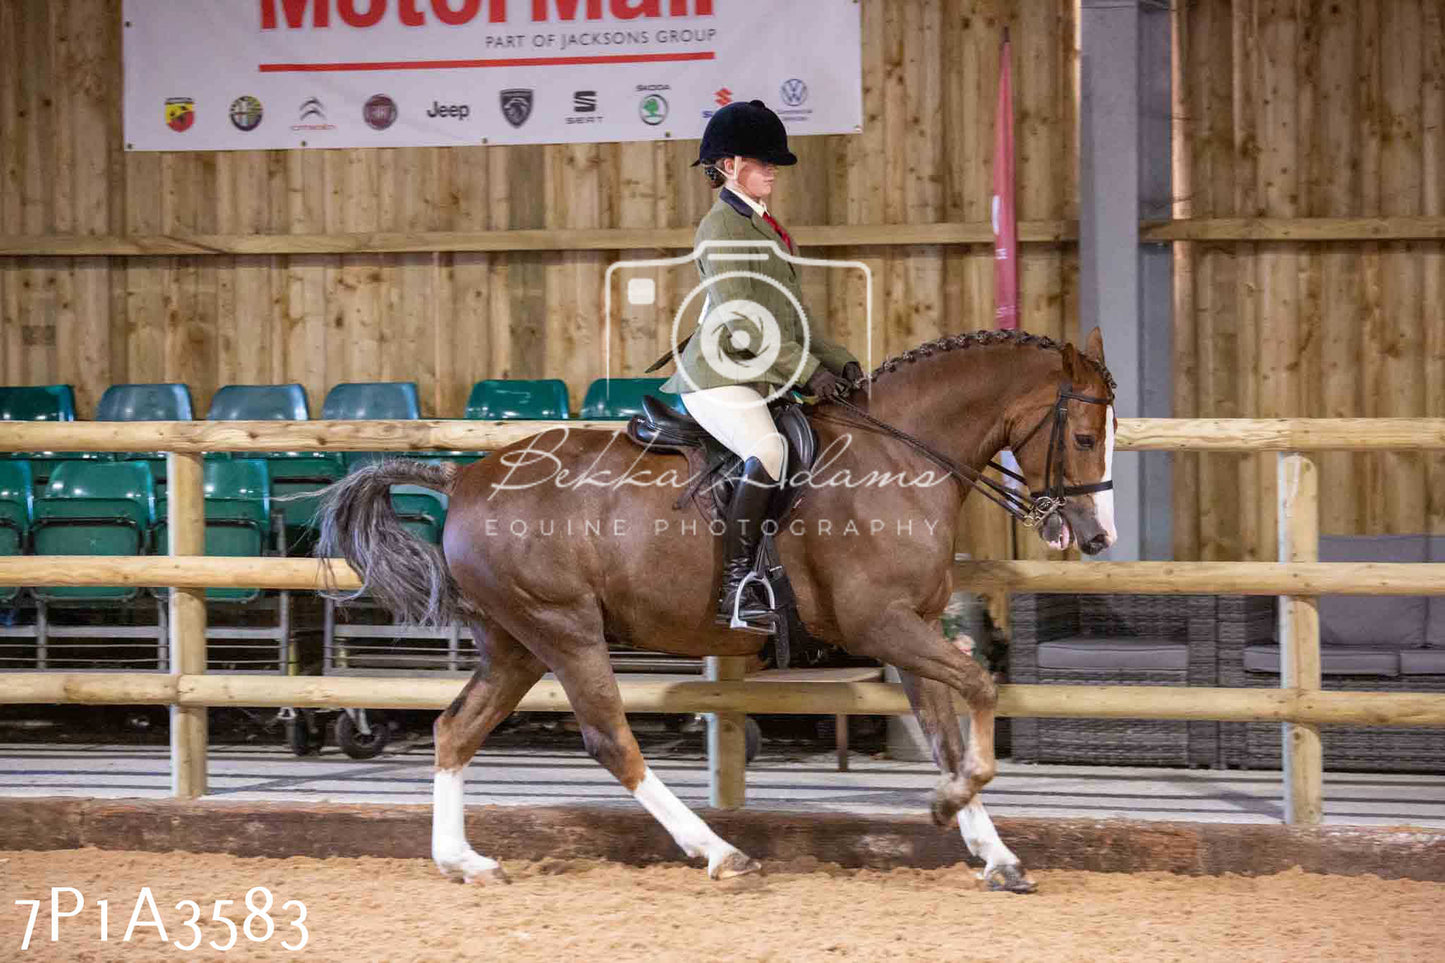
[229,96,263,132]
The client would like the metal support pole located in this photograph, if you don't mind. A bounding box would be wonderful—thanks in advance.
[1279,452,1322,824]
[705,655,747,809]
[167,452,208,798]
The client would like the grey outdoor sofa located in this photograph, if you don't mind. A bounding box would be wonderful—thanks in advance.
[1218,534,1445,773]
[1009,535,1445,772]
[1008,592,1236,767]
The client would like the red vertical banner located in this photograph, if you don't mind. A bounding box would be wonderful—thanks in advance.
[991,29,1018,330]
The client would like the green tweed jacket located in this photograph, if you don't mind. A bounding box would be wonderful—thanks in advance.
[659,190,859,395]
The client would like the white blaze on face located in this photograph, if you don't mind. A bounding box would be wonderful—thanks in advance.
[1091,405,1118,547]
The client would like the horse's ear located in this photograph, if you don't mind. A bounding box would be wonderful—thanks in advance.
[1060,342,1082,381]
[1084,326,1106,366]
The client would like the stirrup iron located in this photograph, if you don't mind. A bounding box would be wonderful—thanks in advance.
[729,567,778,633]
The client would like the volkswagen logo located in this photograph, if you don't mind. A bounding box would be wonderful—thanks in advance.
[779,78,808,107]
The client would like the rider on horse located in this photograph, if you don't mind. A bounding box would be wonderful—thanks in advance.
[659,100,865,632]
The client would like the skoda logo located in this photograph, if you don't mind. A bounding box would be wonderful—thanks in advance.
[780,79,808,107]
[638,92,668,126]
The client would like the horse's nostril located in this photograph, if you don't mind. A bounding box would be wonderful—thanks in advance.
[1085,534,1108,554]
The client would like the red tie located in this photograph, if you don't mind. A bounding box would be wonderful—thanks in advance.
[761,210,795,254]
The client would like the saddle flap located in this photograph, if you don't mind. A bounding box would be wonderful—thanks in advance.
[775,403,818,477]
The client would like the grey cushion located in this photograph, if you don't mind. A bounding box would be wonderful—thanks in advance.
[1243,644,1400,677]
[1037,637,1187,672]
[1318,535,1428,648]
[1429,536,1445,646]
[1401,649,1445,676]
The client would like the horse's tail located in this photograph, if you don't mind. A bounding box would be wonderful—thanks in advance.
[314,459,466,628]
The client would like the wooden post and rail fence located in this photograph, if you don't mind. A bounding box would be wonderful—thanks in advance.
[2,417,1445,823]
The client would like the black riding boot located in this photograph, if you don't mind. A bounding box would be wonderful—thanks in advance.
[716,456,779,629]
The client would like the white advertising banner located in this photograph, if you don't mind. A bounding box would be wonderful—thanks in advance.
[122,0,862,152]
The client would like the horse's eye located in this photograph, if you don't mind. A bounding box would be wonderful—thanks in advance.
[1074,434,1096,450]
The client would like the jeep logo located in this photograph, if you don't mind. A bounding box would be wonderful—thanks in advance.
[427,101,471,120]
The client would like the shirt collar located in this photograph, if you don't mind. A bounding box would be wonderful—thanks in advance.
[721,185,767,218]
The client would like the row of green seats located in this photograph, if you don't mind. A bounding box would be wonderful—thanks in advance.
[0,458,271,604]
[0,377,683,427]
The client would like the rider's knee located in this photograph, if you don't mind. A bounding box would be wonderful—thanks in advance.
[750,435,787,482]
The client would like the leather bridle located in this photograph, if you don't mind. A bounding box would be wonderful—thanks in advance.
[825,380,1113,530]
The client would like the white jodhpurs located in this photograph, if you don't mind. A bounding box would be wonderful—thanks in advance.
[680,385,788,482]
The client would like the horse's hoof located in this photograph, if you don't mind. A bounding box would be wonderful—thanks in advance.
[983,863,1037,894]
[710,850,762,880]
[464,866,511,886]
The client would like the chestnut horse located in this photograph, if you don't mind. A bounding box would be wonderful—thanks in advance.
[315,328,1117,893]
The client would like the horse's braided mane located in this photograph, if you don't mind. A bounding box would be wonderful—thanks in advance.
[867,328,1118,395]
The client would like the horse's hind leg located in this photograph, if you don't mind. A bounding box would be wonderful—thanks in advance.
[547,639,760,880]
[899,670,1034,893]
[432,622,545,884]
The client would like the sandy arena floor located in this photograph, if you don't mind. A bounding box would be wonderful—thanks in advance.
[2,849,1442,962]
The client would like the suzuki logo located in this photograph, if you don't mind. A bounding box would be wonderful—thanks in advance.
[714,87,732,107]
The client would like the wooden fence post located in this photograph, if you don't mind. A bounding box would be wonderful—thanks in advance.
[168,452,208,798]
[705,656,747,809]
[1278,452,1322,824]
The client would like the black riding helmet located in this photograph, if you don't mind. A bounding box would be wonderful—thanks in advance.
[693,99,798,168]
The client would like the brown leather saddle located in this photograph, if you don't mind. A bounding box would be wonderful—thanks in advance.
[624,395,822,667]
[625,394,818,521]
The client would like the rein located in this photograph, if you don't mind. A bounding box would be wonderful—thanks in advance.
[820,380,1112,529]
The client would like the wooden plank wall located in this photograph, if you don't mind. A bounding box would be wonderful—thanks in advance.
[1173,0,1445,559]
[0,0,1080,564]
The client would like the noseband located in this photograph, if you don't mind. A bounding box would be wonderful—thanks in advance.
[827,381,1112,529]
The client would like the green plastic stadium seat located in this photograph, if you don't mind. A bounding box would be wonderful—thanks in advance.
[579,378,683,420]
[98,383,198,485]
[208,384,338,549]
[33,461,156,603]
[207,384,310,421]
[0,384,109,484]
[154,459,271,603]
[322,382,421,421]
[96,383,194,421]
[0,385,76,422]
[322,382,424,471]
[390,483,448,545]
[0,461,33,604]
[465,379,571,420]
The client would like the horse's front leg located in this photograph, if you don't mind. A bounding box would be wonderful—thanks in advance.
[845,604,1035,892]
[898,669,1035,893]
